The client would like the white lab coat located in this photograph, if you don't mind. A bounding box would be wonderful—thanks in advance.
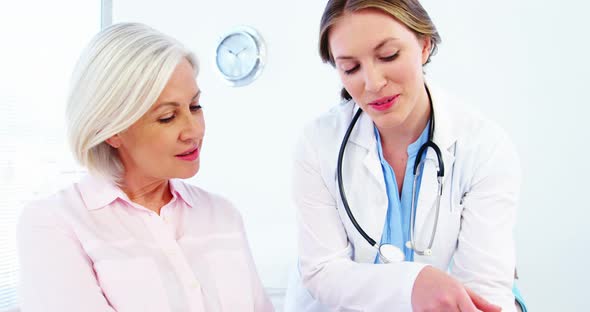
[284,84,520,312]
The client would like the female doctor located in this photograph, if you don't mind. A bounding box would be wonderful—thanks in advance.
[285,0,524,311]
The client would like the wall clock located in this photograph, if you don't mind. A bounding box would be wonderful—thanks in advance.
[215,26,266,87]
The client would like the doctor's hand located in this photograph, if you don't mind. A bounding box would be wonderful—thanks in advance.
[411,266,502,312]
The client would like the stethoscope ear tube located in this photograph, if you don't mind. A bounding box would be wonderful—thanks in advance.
[336,108,377,247]
[413,141,445,177]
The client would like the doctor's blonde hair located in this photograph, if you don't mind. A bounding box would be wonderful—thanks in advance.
[319,0,441,99]
[66,22,198,183]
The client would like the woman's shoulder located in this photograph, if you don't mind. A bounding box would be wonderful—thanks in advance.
[307,99,356,133]
[19,174,127,228]
[17,182,84,231]
[433,85,511,145]
[433,85,520,171]
[297,99,357,156]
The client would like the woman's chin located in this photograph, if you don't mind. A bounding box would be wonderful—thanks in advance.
[175,165,200,179]
[145,162,200,180]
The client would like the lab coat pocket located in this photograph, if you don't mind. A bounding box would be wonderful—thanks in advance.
[94,257,171,312]
[204,250,253,311]
[443,192,465,245]
[451,191,469,214]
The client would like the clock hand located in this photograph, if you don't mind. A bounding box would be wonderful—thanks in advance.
[235,47,248,56]
[226,47,237,56]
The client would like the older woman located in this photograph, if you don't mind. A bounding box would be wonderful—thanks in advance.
[17,23,273,312]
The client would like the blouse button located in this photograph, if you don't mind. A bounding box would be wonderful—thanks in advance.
[190,280,200,289]
[164,248,177,256]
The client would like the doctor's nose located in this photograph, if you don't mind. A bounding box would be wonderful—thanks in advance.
[363,66,387,93]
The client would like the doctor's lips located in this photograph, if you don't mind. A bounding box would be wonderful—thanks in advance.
[175,146,199,161]
[368,94,399,111]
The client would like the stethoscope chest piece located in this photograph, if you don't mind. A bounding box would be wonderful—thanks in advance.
[378,244,405,263]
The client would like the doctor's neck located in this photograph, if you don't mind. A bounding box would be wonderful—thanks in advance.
[375,87,431,150]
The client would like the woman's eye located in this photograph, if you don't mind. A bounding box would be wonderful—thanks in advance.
[344,65,360,75]
[190,104,202,112]
[159,115,175,123]
[381,53,398,62]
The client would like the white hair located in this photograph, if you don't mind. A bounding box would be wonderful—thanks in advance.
[66,22,198,182]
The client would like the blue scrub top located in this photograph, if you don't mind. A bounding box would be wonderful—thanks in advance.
[373,122,430,263]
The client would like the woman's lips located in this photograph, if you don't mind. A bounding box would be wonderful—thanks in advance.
[368,94,400,111]
[175,147,199,161]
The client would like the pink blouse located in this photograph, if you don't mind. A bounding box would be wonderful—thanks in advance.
[17,175,274,312]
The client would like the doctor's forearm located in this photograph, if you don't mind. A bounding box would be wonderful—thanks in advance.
[300,258,426,311]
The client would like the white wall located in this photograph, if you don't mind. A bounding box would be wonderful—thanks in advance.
[423,1,589,311]
[0,2,101,310]
[113,1,589,311]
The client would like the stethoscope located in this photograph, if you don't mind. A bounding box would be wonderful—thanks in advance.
[336,86,445,263]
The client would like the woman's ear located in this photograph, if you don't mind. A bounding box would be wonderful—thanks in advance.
[105,135,122,149]
[421,36,432,65]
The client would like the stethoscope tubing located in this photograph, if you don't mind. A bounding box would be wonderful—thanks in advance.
[336,85,444,259]
[337,108,377,247]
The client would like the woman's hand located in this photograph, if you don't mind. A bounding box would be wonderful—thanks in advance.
[412,266,502,312]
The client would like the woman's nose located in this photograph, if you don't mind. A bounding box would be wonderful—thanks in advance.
[363,65,387,93]
[179,113,204,142]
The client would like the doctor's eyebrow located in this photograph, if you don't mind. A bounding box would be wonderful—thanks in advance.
[335,37,400,60]
[154,91,201,110]
[373,38,399,51]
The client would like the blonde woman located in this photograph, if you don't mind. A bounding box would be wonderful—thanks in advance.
[17,23,273,312]
[285,0,526,311]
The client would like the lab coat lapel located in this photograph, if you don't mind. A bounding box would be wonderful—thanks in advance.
[345,107,388,249]
[355,113,386,187]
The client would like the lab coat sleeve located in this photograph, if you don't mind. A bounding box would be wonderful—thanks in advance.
[17,203,116,312]
[293,126,427,312]
[451,126,521,312]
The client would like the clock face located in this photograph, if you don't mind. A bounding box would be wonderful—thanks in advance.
[215,27,265,86]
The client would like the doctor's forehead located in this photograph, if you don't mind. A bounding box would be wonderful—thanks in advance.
[328,10,414,58]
